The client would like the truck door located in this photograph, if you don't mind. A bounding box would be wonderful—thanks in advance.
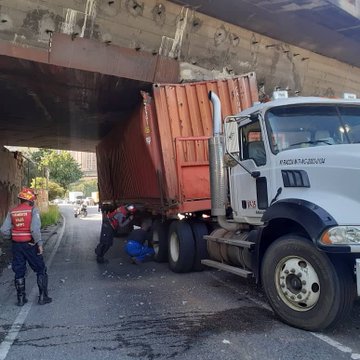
[229,117,271,224]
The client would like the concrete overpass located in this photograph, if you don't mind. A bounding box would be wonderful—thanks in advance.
[0,34,178,151]
[170,0,360,68]
[0,0,360,152]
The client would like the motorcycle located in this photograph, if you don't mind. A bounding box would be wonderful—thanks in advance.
[74,204,88,218]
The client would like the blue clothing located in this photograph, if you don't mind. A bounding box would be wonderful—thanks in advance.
[0,206,42,245]
[125,240,154,262]
[12,242,46,279]
[127,228,150,245]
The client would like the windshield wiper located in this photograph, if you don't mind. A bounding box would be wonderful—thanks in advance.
[289,139,333,147]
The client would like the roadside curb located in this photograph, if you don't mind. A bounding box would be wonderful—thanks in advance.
[41,217,64,245]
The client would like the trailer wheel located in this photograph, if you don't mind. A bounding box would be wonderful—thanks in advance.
[189,221,209,271]
[152,220,170,263]
[168,220,195,273]
[261,235,355,331]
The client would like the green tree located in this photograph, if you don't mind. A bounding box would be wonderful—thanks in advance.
[31,177,47,189]
[31,177,65,201]
[69,179,98,197]
[40,151,83,190]
[47,182,66,200]
[28,148,52,164]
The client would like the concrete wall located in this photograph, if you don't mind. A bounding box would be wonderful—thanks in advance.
[0,147,22,223]
[0,0,359,98]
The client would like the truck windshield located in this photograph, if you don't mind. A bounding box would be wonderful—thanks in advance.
[265,104,360,154]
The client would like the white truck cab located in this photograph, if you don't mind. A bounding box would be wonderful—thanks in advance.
[227,97,360,228]
[205,94,360,331]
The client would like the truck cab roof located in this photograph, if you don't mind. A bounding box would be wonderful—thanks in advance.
[238,97,360,117]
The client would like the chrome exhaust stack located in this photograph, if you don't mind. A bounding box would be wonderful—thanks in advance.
[208,91,239,231]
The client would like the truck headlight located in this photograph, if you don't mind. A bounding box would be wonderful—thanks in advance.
[321,226,360,245]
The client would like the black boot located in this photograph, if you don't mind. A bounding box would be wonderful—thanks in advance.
[37,273,52,305]
[96,255,109,264]
[15,278,28,306]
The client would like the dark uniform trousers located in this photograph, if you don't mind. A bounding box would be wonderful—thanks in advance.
[95,218,116,258]
[12,242,47,279]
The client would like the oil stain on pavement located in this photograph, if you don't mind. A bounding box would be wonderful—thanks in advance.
[8,306,274,359]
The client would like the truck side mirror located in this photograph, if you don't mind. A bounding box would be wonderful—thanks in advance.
[224,121,240,155]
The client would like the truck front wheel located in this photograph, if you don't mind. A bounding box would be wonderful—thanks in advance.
[261,235,354,331]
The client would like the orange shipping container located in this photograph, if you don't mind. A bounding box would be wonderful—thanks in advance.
[96,73,259,216]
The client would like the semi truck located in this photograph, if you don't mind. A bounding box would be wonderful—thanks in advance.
[97,74,360,331]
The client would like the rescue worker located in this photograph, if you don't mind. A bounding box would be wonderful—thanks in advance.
[0,188,52,306]
[125,219,154,264]
[94,204,135,263]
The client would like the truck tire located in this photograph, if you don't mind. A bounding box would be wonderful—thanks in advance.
[189,221,209,271]
[168,220,195,273]
[152,219,170,263]
[261,235,355,331]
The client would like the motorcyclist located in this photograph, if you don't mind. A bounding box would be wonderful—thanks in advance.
[74,200,87,217]
[94,204,136,263]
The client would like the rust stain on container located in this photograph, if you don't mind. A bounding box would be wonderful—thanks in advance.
[97,73,259,216]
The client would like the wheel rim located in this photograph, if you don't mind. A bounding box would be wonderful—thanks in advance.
[275,256,320,311]
[153,230,159,255]
[169,232,180,262]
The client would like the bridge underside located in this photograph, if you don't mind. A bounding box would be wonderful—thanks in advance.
[1,1,360,153]
[170,0,360,68]
[0,34,179,152]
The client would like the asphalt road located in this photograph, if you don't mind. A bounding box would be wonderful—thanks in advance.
[0,205,359,360]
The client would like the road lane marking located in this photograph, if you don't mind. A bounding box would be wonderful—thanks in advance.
[0,215,66,360]
[209,271,360,359]
[311,333,360,359]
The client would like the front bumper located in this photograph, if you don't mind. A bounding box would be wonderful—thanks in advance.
[356,259,360,297]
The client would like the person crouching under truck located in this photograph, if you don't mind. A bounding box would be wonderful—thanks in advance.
[95,205,135,263]
[125,219,154,264]
[0,188,52,306]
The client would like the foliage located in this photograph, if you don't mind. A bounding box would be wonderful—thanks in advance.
[48,182,65,201]
[31,177,65,201]
[20,148,49,188]
[40,205,60,228]
[28,148,52,165]
[40,150,83,190]
[69,178,98,197]
[31,177,47,189]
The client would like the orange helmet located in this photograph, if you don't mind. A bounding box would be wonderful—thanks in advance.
[18,187,36,202]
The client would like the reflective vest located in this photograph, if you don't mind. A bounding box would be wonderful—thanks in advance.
[10,203,33,242]
[107,207,126,230]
